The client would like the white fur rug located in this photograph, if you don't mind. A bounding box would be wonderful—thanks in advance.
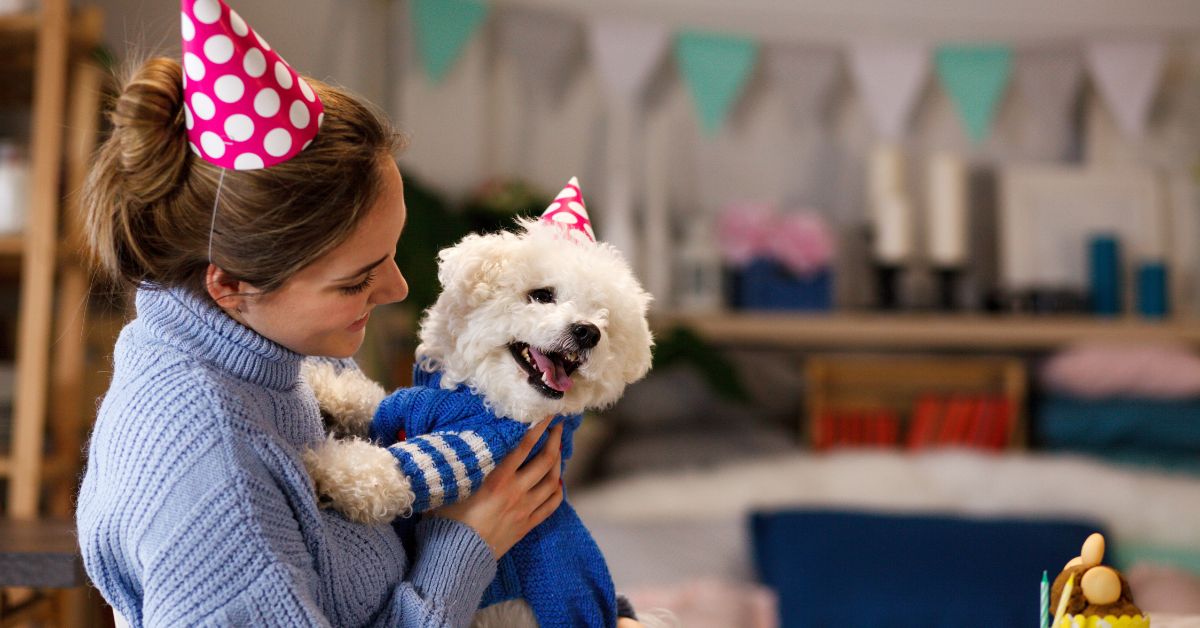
[573,450,1200,550]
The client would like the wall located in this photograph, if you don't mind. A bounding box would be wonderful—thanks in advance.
[92,0,1200,311]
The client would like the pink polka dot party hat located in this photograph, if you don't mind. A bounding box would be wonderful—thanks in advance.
[541,177,596,243]
[181,0,323,170]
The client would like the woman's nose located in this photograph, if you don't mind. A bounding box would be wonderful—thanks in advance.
[371,259,408,305]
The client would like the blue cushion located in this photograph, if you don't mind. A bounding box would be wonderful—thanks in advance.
[1038,397,1200,451]
[751,509,1103,628]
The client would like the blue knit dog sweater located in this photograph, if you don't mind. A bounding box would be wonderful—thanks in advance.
[369,367,618,627]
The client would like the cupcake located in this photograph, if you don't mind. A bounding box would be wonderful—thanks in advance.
[1051,533,1150,628]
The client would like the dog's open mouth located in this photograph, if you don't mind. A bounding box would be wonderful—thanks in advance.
[509,342,585,399]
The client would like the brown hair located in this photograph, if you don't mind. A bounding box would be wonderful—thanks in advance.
[82,57,405,298]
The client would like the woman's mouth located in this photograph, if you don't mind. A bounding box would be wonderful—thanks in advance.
[347,311,370,331]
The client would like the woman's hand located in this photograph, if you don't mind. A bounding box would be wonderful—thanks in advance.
[616,619,645,628]
[432,419,563,558]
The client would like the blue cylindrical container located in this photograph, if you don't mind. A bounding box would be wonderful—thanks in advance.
[1088,235,1121,316]
[1137,262,1169,318]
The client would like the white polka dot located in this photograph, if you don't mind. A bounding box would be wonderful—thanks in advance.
[567,201,586,213]
[234,153,264,170]
[302,139,312,150]
[254,88,280,117]
[204,34,234,64]
[214,75,245,103]
[200,131,226,158]
[584,224,596,240]
[289,100,310,128]
[551,211,578,224]
[229,10,248,36]
[243,48,266,77]
[555,188,574,200]
[298,77,315,102]
[189,142,201,156]
[191,92,215,120]
[183,52,206,81]
[317,112,325,128]
[181,12,195,41]
[224,114,254,142]
[192,0,221,24]
[254,29,271,51]
[546,202,562,213]
[184,103,194,130]
[263,128,292,157]
[274,61,293,89]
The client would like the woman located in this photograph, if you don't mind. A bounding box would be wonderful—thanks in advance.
[75,56,564,627]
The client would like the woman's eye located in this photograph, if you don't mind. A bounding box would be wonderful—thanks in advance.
[527,288,555,304]
[340,270,376,295]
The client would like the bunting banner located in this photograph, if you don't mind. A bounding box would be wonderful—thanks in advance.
[935,45,1013,143]
[1013,48,1084,159]
[1085,40,1168,139]
[587,18,671,105]
[675,31,760,135]
[586,18,671,269]
[411,0,489,84]
[848,43,929,141]
[766,46,840,127]
[499,8,582,103]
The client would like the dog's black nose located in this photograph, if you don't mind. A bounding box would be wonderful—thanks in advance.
[570,323,601,349]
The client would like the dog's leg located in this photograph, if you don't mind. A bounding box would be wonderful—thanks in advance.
[302,436,414,524]
[301,360,387,439]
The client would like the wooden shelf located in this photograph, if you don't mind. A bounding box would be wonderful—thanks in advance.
[652,311,1200,351]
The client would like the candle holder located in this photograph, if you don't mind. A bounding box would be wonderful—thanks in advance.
[934,267,963,312]
[874,262,902,311]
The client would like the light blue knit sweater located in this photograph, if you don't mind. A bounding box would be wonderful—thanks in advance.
[76,287,497,627]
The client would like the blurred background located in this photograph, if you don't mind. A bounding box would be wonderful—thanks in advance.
[3,0,1200,626]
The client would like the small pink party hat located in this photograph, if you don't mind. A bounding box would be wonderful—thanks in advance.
[181,0,324,170]
[541,177,595,242]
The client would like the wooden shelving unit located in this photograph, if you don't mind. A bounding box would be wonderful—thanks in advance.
[0,2,105,523]
[652,311,1200,351]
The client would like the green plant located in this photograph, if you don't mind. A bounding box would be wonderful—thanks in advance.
[651,326,750,403]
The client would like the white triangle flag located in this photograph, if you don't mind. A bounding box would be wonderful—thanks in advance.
[848,43,930,140]
[586,18,670,105]
[1086,40,1167,139]
[1013,48,1084,158]
[767,46,840,126]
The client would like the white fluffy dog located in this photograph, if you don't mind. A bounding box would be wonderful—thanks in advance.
[302,191,655,626]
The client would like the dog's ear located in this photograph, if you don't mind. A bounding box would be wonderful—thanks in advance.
[435,232,512,310]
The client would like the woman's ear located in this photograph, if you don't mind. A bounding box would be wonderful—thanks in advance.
[205,264,250,315]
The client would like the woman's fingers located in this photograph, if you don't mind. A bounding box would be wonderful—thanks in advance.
[495,416,552,475]
[525,450,562,508]
[515,425,562,491]
[527,479,564,525]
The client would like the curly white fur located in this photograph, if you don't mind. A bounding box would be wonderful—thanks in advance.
[302,435,414,523]
[417,219,654,422]
[301,360,388,438]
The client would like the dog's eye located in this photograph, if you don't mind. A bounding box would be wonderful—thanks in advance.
[527,288,556,304]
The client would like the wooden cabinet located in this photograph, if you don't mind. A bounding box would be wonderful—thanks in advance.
[0,1,104,520]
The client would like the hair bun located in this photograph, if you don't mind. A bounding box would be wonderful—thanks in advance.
[109,57,191,204]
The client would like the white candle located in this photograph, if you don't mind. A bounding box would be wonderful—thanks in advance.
[927,152,968,267]
[868,143,905,203]
[874,194,913,264]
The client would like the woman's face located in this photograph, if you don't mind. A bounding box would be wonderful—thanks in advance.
[236,157,409,358]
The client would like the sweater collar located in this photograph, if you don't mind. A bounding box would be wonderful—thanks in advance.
[135,286,302,391]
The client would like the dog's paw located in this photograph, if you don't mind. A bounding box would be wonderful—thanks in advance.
[302,436,414,524]
[301,360,387,439]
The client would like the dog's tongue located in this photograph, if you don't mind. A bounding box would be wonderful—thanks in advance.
[529,347,573,392]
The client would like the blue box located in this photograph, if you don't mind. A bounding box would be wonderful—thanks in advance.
[731,257,833,311]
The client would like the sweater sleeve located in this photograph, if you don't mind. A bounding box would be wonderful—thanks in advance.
[100,417,495,627]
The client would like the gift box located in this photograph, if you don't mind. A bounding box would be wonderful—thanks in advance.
[730,257,833,311]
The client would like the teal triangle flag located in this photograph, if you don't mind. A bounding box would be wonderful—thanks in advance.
[675,31,760,135]
[412,0,489,84]
[935,45,1013,143]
